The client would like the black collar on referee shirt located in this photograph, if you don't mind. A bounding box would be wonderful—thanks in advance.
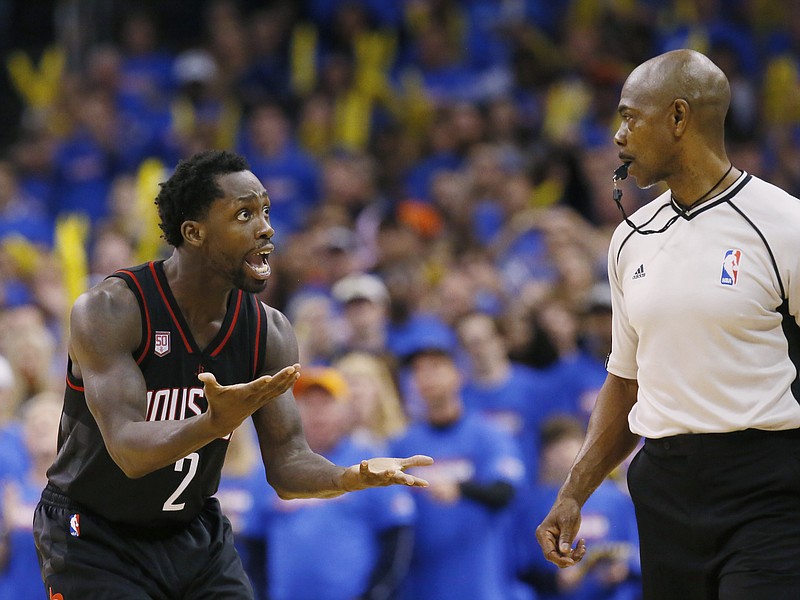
[669,172,752,220]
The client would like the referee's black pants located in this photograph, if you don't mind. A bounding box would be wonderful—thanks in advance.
[627,428,800,600]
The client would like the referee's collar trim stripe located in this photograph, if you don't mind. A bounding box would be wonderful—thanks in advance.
[670,172,752,219]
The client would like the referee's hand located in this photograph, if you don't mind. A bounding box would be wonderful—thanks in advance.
[536,498,587,568]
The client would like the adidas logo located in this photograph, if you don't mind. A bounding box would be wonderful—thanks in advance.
[632,264,646,279]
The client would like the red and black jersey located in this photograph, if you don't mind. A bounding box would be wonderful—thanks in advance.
[46,260,268,528]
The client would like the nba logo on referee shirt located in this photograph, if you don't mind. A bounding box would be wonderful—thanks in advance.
[155,331,171,357]
[69,513,80,537]
[720,249,742,285]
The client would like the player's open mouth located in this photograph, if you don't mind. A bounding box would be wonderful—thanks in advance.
[245,247,272,279]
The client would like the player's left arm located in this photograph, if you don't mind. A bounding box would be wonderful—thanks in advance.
[251,304,432,499]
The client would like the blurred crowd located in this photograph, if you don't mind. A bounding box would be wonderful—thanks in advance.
[1,0,800,598]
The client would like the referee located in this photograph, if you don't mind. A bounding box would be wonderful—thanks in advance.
[536,48,800,599]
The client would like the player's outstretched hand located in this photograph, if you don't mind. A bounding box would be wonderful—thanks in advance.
[341,455,434,491]
[535,498,587,569]
[199,364,301,434]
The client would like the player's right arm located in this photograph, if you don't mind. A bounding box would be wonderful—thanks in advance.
[536,373,640,568]
[70,279,298,478]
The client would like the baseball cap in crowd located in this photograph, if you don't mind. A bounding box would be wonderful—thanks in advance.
[294,367,349,401]
[0,354,14,390]
[331,272,390,305]
[586,280,612,313]
[323,226,358,253]
[395,317,458,363]
[396,200,443,240]
[173,49,218,85]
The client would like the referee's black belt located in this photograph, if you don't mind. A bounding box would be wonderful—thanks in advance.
[644,427,800,456]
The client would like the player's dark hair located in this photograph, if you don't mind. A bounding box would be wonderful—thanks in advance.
[155,150,250,247]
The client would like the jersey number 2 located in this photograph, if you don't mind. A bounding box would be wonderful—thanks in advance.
[162,452,199,512]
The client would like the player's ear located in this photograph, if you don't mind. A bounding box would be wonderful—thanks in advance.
[182,221,205,247]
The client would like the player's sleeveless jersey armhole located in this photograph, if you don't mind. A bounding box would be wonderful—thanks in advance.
[108,264,153,364]
[253,298,269,378]
[65,356,84,391]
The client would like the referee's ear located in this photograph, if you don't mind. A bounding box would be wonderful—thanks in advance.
[671,98,690,137]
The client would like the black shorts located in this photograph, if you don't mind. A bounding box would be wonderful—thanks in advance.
[627,428,800,600]
[33,484,254,600]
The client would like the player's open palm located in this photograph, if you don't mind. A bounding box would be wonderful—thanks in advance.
[342,455,434,491]
[199,365,301,434]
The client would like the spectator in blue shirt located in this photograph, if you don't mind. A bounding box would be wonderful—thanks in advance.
[456,311,571,480]
[238,102,321,235]
[217,421,270,600]
[0,160,54,248]
[264,367,416,600]
[390,328,529,600]
[49,90,124,225]
[0,355,26,484]
[403,110,464,202]
[516,415,640,600]
[0,392,63,599]
[533,297,609,425]
[117,9,176,119]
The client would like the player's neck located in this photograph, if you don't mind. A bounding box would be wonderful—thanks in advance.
[162,253,233,330]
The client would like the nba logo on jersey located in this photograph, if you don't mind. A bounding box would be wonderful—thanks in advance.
[69,513,80,537]
[720,249,742,286]
[155,331,171,357]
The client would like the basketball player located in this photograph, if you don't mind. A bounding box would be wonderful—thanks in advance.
[33,150,432,599]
